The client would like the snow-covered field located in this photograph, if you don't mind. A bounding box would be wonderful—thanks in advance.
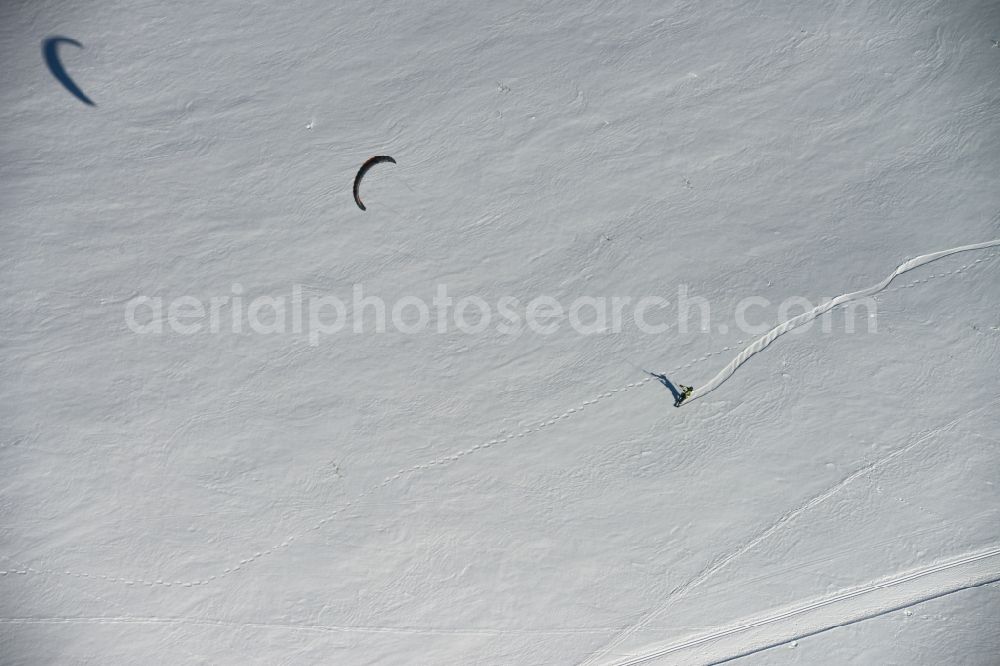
[2,0,999,663]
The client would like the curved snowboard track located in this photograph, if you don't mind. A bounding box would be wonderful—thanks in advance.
[684,239,1000,405]
[1,250,995,591]
[607,545,1000,666]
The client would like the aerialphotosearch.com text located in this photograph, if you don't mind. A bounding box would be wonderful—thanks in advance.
[125,283,877,345]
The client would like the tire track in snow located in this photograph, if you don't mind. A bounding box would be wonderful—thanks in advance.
[610,544,1000,665]
[581,399,999,666]
[2,253,996,589]
[683,240,1000,404]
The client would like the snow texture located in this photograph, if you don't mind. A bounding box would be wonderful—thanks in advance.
[1,0,999,663]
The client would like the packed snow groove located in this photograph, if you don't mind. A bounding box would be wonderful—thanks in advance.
[580,399,999,666]
[682,240,1000,405]
[4,253,997,590]
[611,544,1000,665]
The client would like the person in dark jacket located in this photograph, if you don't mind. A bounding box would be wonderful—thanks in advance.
[649,372,694,407]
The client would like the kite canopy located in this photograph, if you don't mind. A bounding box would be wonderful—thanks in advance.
[353,156,396,211]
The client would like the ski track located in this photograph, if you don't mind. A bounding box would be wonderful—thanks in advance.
[0,615,619,637]
[683,240,1000,404]
[1,251,996,590]
[609,544,1000,665]
[579,398,999,666]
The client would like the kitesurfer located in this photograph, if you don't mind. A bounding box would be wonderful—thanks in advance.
[648,372,692,406]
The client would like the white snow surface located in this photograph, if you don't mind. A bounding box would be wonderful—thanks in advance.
[2,0,999,664]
